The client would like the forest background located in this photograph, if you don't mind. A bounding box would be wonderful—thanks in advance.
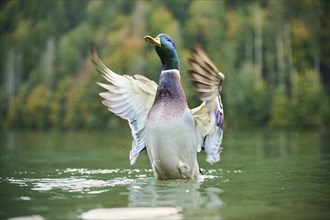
[0,0,329,130]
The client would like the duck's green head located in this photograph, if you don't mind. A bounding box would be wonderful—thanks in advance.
[144,33,180,71]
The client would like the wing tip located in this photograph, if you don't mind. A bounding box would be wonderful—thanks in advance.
[90,43,96,56]
[90,43,99,63]
[129,152,138,165]
[206,154,220,164]
[96,82,108,90]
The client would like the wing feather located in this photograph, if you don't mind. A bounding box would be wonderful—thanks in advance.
[91,46,157,165]
[188,47,225,164]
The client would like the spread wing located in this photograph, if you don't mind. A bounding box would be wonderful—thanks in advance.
[188,47,225,164]
[91,46,157,165]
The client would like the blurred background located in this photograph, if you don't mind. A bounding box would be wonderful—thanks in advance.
[1,0,329,130]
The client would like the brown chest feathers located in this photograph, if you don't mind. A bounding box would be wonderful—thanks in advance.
[148,70,188,121]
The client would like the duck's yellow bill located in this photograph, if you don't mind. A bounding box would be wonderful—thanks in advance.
[144,36,161,47]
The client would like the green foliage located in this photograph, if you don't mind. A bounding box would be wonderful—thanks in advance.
[270,90,294,127]
[49,76,73,128]
[4,96,23,129]
[270,70,327,128]
[63,60,100,129]
[184,0,225,51]
[225,62,270,127]
[1,0,329,130]
[24,84,51,129]
[291,70,324,127]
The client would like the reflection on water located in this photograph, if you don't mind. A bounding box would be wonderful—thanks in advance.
[3,168,227,219]
[127,173,224,212]
[81,207,183,220]
[0,129,329,219]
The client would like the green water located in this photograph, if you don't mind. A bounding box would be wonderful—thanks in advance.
[1,129,329,219]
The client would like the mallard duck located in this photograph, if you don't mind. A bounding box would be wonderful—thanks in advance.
[91,33,224,180]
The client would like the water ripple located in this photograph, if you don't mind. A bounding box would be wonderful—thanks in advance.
[4,168,228,196]
[6,176,134,193]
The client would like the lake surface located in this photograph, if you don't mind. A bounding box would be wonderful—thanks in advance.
[1,128,329,219]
